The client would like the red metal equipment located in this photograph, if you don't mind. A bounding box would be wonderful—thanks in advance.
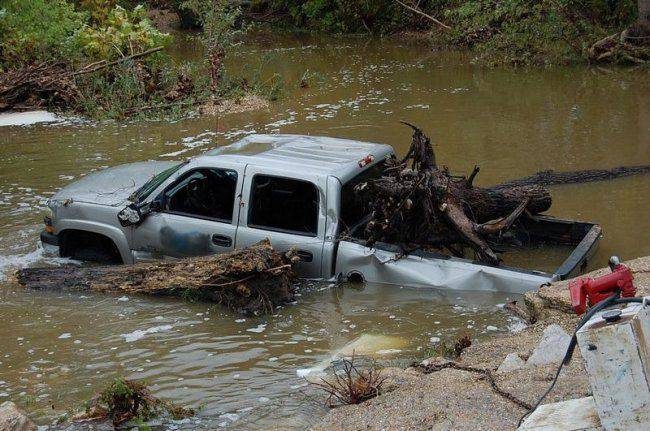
[569,256,636,315]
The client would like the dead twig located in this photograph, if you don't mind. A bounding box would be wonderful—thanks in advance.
[72,46,164,76]
[310,352,386,407]
[393,0,451,30]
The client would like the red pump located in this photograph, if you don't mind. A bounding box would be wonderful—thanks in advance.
[569,256,636,315]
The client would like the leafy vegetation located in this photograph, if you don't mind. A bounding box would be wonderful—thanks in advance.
[439,0,642,66]
[0,0,277,119]
[236,0,645,65]
[0,0,86,66]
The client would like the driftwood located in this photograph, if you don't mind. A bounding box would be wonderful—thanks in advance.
[15,240,298,315]
[359,123,552,264]
[393,0,451,30]
[589,24,650,64]
[0,47,164,111]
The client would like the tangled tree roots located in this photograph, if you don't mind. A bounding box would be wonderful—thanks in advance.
[74,378,194,426]
[589,24,650,64]
[15,239,299,315]
[311,353,386,407]
[359,122,552,265]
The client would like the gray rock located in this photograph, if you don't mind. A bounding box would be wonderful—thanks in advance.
[496,353,526,374]
[0,401,36,431]
[527,324,571,366]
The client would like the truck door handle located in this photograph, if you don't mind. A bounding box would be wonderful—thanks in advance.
[296,250,313,262]
[211,234,232,247]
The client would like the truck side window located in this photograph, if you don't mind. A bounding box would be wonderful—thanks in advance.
[249,175,319,236]
[164,168,237,223]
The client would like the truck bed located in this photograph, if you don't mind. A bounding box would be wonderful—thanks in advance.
[335,215,601,294]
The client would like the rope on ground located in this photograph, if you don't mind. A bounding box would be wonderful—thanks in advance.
[414,362,532,410]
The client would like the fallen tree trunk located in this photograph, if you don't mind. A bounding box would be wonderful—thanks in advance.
[15,240,298,315]
[494,165,650,188]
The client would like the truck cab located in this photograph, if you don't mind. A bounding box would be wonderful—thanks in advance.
[127,134,393,278]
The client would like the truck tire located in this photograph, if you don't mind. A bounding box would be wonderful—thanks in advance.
[59,230,123,264]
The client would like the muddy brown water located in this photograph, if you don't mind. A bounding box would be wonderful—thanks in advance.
[0,34,649,429]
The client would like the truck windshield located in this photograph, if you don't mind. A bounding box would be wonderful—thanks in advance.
[339,161,385,234]
[130,162,184,203]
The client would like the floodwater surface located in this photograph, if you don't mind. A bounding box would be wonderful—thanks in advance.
[0,34,649,429]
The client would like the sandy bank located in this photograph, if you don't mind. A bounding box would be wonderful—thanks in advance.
[199,94,270,116]
[313,256,650,430]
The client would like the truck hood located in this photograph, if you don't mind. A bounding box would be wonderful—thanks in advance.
[52,161,179,206]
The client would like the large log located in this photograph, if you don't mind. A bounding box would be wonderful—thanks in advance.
[15,240,298,315]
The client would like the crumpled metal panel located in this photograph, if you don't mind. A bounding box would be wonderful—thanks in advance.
[335,241,553,294]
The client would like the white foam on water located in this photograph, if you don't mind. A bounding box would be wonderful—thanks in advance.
[58,333,71,339]
[246,324,266,333]
[218,413,239,422]
[0,111,62,127]
[376,349,402,355]
[121,324,173,342]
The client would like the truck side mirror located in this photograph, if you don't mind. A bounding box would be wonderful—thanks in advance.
[117,204,141,227]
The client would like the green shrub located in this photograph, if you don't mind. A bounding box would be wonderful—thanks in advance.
[74,5,172,59]
[440,0,638,66]
[0,0,86,65]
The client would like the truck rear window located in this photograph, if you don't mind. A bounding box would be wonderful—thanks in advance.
[248,175,319,236]
[340,161,385,233]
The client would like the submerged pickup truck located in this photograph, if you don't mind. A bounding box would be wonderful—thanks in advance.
[42,134,601,294]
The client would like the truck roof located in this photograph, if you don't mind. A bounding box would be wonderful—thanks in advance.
[202,134,394,183]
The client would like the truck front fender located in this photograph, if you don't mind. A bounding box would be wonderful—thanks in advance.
[56,220,132,264]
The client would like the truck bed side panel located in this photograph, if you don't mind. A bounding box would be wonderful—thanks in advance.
[335,241,553,294]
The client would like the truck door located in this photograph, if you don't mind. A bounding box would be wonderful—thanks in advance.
[131,164,243,260]
[235,166,326,278]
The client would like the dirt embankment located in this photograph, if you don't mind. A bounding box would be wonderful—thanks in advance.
[313,256,650,431]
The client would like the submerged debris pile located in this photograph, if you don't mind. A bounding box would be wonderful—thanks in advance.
[15,239,299,315]
[72,378,194,427]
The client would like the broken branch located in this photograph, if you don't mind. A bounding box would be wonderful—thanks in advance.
[393,0,452,30]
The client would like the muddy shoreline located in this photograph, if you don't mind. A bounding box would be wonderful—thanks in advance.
[313,256,650,430]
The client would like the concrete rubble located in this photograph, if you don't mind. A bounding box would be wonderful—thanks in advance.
[496,353,526,374]
[526,324,571,366]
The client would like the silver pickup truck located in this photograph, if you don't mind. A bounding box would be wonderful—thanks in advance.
[41,134,601,294]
